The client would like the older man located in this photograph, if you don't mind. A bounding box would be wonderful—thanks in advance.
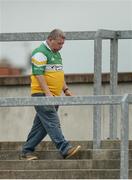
[20,29,81,160]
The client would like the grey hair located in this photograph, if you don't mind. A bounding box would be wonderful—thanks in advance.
[48,29,66,40]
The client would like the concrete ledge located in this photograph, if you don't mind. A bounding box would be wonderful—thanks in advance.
[0,76,30,86]
[0,73,132,86]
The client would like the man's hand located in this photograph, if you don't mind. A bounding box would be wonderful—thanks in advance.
[64,89,73,96]
[45,92,53,96]
[63,80,73,96]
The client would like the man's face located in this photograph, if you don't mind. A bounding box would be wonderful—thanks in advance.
[48,37,65,52]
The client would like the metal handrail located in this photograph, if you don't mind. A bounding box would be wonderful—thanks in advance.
[0,94,131,179]
[0,30,132,41]
[0,95,123,106]
[0,29,132,178]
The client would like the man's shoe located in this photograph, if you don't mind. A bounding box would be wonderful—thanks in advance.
[64,145,81,159]
[19,153,38,160]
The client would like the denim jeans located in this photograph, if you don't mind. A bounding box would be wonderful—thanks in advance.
[22,93,72,156]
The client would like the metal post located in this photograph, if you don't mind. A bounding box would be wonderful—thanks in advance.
[93,31,102,149]
[120,94,129,179]
[109,36,118,139]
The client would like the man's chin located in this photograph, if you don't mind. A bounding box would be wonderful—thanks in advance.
[53,49,59,52]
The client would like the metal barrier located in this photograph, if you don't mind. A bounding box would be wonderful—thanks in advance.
[0,29,132,178]
[93,29,132,149]
[0,94,131,179]
[93,30,118,148]
[0,29,132,148]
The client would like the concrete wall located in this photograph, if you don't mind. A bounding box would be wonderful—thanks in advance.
[0,74,132,141]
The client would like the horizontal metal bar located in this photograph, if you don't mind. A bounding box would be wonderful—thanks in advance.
[127,94,132,104]
[0,31,96,41]
[1,31,112,41]
[0,30,131,42]
[0,32,49,42]
[0,95,123,107]
[117,31,132,39]
[65,31,96,40]
[95,29,116,39]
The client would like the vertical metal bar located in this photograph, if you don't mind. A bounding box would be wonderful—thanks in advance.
[120,94,129,179]
[109,36,118,139]
[93,33,102,149]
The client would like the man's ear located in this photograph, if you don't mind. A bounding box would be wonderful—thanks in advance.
[48,37,52,42]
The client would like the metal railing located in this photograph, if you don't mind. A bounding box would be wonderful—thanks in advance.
[0,29,132,178]
[0,29,132,148]
[93,29,131,149]
[0,94,131,179]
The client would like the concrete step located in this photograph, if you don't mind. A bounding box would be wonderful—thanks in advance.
[0,141,130,179]
[0,150,90,160]
[0,140,131,150]
[0,159,132,170]
[0,169,129,179]
[0,149,131,160]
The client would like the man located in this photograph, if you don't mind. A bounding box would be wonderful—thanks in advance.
[20,29,81,160]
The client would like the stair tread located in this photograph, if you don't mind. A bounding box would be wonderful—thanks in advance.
[0,168,126,171]
[0,149,131,160]
[0,140,132,150]
[0,169,126,179]
[0,141,130,179]
[0,159,132,171]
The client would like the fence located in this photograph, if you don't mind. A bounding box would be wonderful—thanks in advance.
[0,29,132,178]
[0,94,131,179]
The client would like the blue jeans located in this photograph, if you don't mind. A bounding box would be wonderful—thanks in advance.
[22,93,72,156]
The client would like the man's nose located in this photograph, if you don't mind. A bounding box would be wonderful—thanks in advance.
[59,44,63,49]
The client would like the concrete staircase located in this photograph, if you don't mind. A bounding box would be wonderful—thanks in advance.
[0,140,131,179]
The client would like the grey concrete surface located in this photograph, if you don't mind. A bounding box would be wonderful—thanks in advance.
[0,83,132,141]
[0,140,132,179]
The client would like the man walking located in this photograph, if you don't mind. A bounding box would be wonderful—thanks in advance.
[20,29,81,160]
